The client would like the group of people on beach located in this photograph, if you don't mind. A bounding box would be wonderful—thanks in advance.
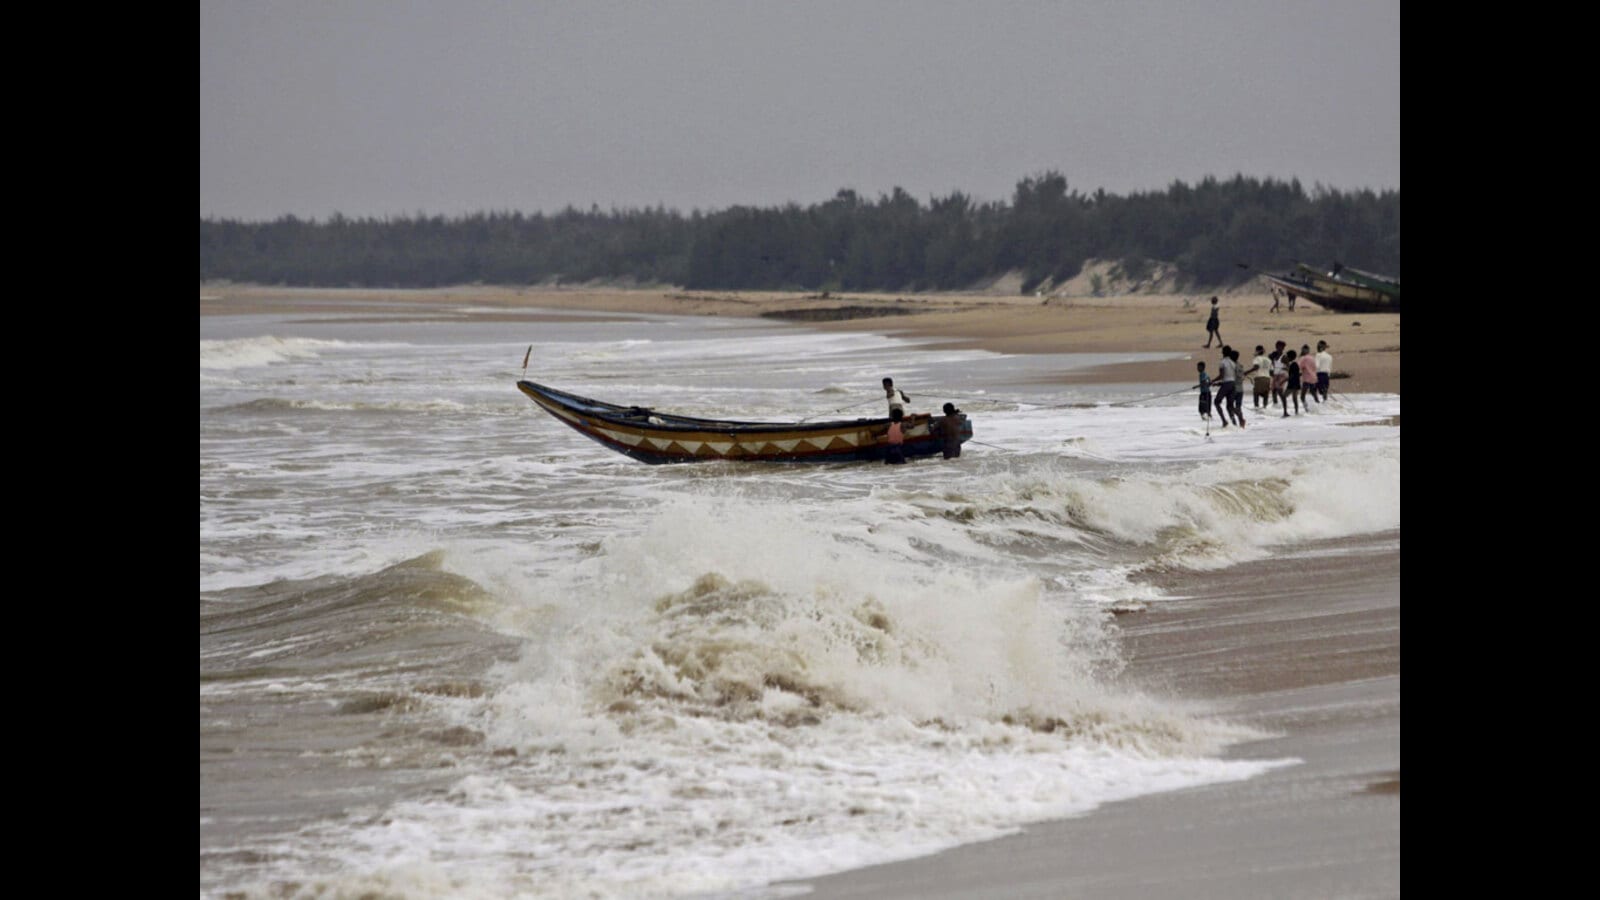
[1199,293,1336,430]
[876,290,1340,457]
[880,377,968,464]
[1197,338,1333,430]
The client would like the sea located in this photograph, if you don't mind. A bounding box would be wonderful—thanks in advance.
[199,301,1401,899]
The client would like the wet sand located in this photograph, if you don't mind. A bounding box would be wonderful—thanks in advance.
[199,284,1400,395]
[793,536,1400,899]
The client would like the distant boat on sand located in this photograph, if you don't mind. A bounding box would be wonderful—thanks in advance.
[1260,262,1399,313]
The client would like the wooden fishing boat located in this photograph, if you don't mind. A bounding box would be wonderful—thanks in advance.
[1293,263,1402,308]
[1328,263,1400,303]
[1261,265,1398,314]
[516,380,970,464]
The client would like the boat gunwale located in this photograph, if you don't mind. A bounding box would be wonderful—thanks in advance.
[517,380,926,434]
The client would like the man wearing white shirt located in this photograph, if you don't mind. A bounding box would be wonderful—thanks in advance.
[1250,345,1273,409]
[1315,341,1333,401]
[1214,347,1243,429]
[882,377,910,417]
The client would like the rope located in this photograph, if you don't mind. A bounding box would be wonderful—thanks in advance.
[806,383,1214,421]
[1060,443,1118,462]
[1324,385,1361,411]
[967,438,1118,463]
[929,391,1020,406]
[797,398,881,422]
[1108,386,1193,407]
[929,386,1196,410]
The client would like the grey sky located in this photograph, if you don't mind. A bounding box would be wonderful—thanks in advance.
[200,0,1398,221]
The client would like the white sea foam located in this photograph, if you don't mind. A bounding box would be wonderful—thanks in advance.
[246,493,1287,897]
[275,741,1288,899]
[917,444,1399,573]
[199,335,349,370]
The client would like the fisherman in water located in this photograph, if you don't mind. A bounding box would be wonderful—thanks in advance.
[935,402,968,459]
[1196,360,1214,432]
[882,408,908,465]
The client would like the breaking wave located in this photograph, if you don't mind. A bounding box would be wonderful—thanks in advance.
[200,335,347,370]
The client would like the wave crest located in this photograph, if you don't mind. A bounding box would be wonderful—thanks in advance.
[199,335,346,370]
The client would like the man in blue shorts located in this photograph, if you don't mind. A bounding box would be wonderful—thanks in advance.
[1213,346,1242,428]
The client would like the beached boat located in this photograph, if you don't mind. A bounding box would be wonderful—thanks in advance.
[1260,263,1399,313]
[1328,263,1401,302]
[517,380,970,464]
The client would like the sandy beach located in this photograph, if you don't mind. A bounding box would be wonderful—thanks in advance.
[201,283,1399,898]
[199,283,1400,396]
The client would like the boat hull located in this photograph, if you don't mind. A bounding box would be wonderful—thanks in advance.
[516,381,965,464]
[1332,265,1401,301]
[1262,272,1398,314]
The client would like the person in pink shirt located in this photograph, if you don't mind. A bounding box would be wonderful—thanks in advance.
[1297,344,1319,407]
[880,408,907,465]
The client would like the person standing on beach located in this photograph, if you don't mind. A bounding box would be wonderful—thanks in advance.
[1203,297,1222,348]
[1283,349,1302,416]
[1249,345,1272,409]
[1268,341,1288,409]
[1269,288,1282,314]
[1214,346,1241,428]
[1297,344,1319,406]
[1270,349,1290,414]
[1226,348,1248,428]
[1315,341,1333,401]
[882,377,910,418]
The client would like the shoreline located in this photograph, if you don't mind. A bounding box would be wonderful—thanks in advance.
[199,284,1400,395]
[794,534,1400,899]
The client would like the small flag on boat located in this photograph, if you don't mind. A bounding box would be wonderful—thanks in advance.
[522,345,532,371]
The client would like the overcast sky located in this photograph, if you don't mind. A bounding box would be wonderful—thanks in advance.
[200,0,1398,221]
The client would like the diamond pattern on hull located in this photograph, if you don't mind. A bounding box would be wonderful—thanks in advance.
[596,427,644,447]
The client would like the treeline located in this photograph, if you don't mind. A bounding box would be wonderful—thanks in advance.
[199,172,1398,293]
